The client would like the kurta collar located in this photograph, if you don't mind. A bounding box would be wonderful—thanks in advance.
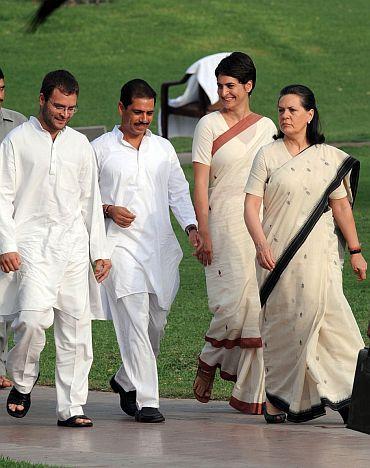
[29,115,67,137]
[112,125,152,148]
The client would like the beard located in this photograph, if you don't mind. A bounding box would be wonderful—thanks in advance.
[41,104,69,133]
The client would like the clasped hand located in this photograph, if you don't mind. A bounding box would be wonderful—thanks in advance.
[0,252,21,273]
[109,206,136,228]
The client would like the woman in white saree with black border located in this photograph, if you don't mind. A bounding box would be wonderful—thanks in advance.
[244,84,367,424]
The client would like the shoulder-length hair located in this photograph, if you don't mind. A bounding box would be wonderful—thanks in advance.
[274,84,325,145]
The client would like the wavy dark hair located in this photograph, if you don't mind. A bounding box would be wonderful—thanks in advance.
[215,52,256,95]
[274,84,325,145]
[40,70,79,101]
[120,79,156,108]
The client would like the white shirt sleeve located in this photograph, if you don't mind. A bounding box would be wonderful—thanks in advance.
[0,138,18,253]
[80,142,108,262]
[168,146,197,230]
[244,147,268,197]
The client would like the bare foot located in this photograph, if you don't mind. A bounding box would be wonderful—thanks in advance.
[8,403,24,412]
[0,375,13,389]
[266,400,284,415]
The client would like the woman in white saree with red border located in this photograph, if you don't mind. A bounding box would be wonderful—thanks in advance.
[192,52,276,413]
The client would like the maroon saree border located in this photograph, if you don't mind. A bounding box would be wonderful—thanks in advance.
[229,396,263,415]
[211,113,263,157]
[205,335,263,349]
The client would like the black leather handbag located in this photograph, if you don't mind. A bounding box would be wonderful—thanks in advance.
[347,322,370,434]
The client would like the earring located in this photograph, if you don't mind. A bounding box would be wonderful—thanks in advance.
[308,120,311,124]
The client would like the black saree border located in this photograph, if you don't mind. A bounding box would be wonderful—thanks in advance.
[260,155,360,307]
[266,391,351,423]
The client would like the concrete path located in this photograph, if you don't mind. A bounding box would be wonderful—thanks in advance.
[0,386,369,467]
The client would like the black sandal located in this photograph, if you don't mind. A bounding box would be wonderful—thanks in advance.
[6,373,40,419]
[57,415,93,427]
[262,403,286,424]
[7,387,31,418]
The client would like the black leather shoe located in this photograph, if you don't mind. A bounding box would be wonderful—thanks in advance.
[110,375,137,417]
[135,407,165,423]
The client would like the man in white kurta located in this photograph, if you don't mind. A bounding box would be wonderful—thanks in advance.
[0,70,110,426]
[92,79,200,423]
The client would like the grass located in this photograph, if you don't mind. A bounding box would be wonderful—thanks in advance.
[1,1,370,152]
[1,0,369,399]
[0,458,56,468]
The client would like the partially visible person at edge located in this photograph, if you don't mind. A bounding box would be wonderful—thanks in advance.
[0,67,27,390]
[244,84,366,424]
[0,70,111,427]
[192,52,276,413]
[92,79,201,423]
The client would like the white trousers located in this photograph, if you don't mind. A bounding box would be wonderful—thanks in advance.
[107,293,168,410]
[0,321,11,376]
[6,307,93,421]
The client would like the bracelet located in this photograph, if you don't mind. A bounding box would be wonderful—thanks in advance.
[185,224,197,236]
[103,205,112,218]
[349,248,362,255]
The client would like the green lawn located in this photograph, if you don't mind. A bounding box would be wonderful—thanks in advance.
[0,458,56,468]
[1,0,370,152]
[1,0,369,399]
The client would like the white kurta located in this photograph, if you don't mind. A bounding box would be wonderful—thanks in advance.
[0,117,107,319]
[92,126,197,312]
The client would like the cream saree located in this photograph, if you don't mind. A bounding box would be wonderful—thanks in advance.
[193,112,276,413]
[246,140,364,422]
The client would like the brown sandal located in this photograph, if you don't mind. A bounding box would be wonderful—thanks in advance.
[193,363,216,403]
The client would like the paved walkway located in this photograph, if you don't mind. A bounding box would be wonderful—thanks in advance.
[0,386,369,467]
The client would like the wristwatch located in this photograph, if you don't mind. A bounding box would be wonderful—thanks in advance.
[185,224,197,236]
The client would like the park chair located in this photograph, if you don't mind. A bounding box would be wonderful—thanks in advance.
[74,125,106,141]
[159,52,230,139]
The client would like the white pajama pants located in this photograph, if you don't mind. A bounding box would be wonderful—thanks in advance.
[6,307,93,421]
[107,293,168,410]
[0,321,11,376]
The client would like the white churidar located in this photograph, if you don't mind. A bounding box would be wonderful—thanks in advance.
[108,293,167,409]
[7,305,93,420]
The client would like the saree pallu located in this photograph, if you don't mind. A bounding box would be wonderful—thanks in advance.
[257,143,364,422]
[197,113,275,413]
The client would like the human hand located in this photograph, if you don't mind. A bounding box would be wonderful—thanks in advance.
[350,253,367,281]
[256,241,275,271]
[94,259,112,283]
[196,229,213,266]
[189,230,203,256]
[0,252,21,273]
[109,206,136,228]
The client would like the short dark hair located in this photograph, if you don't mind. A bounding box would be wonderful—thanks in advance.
[0,68,4,80]
[215,52,256,95]
[274,84,325,145]
[120,79,157,108]
[40,70,79,101]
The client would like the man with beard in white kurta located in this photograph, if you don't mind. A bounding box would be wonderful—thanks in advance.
[0,70,111,427]
[92,79,201,423]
